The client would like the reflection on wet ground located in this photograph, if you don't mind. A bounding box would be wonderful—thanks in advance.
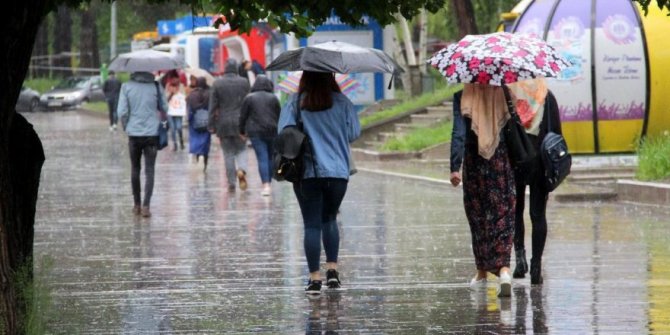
[27,111,670,333]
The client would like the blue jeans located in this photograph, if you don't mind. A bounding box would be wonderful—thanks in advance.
[250,136,275,184]
[293,178,348,273]
[169,116,183,147]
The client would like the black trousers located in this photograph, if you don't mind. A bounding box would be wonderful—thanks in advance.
[514,157,548,261]
[128,136,158,207]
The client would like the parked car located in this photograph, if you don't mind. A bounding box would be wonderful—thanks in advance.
[40,76,106,110]
[16,86,41,112]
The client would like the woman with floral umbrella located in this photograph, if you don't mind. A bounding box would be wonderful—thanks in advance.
[433,32,570,297]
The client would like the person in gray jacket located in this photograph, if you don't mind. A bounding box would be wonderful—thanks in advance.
[117,71,168,218]
[239,75,281,196]
[209,59,251,192]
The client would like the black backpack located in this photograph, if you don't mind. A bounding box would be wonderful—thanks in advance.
[273,125,307,183]
[540,110,571,192]
[273,97,315,183]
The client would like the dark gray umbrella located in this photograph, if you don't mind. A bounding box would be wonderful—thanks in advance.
[266,41,403,75]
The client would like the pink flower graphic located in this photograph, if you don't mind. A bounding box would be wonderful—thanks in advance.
[468,58,481,70]
[490,45,505,53]
[446,64,456,76]
[476,71,492,84]
[514,49,529,58]
[503,71,518,84]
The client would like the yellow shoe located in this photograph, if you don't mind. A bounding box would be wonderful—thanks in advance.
[237,169,247,191]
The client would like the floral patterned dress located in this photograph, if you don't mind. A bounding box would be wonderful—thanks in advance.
[462,132,516,273]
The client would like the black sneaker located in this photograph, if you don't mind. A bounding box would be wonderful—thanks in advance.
[305,279,322,295]
[326,269,341,289]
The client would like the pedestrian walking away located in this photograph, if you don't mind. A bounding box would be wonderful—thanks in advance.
[117,71,168,218]
[209,59,251,192]
[187,77,212,171]
[450,84,516,298]
[239,75,281,196]
[103,71,122,131]
[506,79,563,285]
[166,78,186,151]
[277,71,361,295]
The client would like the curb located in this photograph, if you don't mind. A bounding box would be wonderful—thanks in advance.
[616,179,670,207]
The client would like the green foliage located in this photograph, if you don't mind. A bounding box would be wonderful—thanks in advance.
[13,257,54,335]
[22,78,60,94]
[203,0,446,37]
[634,0,670,15]
[84,101,109,114]
[360,85,459,127]
[427,0,518,41]
[380,121,453,152]
[636,132,670,181]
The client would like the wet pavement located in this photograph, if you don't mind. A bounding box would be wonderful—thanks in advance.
[26,111,670,334]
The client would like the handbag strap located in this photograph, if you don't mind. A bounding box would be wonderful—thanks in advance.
[502,85,520,121]
[295,94,318,179]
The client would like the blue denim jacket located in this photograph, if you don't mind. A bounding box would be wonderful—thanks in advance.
[278,93,361,179]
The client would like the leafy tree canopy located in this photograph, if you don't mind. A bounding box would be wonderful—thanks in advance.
[49,0,446,37]
[634,0,670,14]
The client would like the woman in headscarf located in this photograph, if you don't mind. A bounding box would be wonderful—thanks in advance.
[449,84,516,297]
[506,79,563,285]
[186,77,212,170]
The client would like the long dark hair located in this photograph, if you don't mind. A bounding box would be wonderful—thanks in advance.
[298,71,341,111]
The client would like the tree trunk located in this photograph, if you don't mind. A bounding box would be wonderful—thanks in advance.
[418,8,428,75]
[31,19,49,78]
[451,0,478,39]
[80,7,100,72]
[1,3,48,334]
[53,5,73,78]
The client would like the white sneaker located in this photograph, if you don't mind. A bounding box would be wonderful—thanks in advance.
[112,124,117,131]
[469,276,487,291]
[261,185,271,196]
[497,271,512,297]
[109,126,114,132]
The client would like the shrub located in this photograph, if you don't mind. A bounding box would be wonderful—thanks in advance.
[636,132,670,181]
[380,121,453,152]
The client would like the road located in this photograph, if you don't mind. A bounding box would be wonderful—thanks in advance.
[25,110,670,334]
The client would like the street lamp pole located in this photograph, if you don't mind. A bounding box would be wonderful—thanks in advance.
[111,1,117,60]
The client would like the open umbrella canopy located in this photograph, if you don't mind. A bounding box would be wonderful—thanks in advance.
[276,71,360,96]
[183,67,215,86]
[429,32,571,86]
[109,49,186,72]
[266,41,403,75]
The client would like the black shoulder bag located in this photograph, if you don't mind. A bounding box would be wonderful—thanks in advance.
[540,107,572,192]
[503,85,537,166]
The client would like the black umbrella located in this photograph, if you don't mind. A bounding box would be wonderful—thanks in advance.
[266,41,403,75]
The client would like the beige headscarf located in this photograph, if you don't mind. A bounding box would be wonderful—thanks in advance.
[461,84,511,160]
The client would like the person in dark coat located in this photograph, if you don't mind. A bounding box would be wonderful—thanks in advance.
[103,71,122,131]
[239,75,281,196]
[209,59,251,191]
[510,86,563,285]
[450,84,516,298]
[186,77,212,171]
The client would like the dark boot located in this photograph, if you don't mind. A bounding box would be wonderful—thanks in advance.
[530,258,543,285]
[513,248,528,279]
[203,155,208,172]
[179,137,184,150]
